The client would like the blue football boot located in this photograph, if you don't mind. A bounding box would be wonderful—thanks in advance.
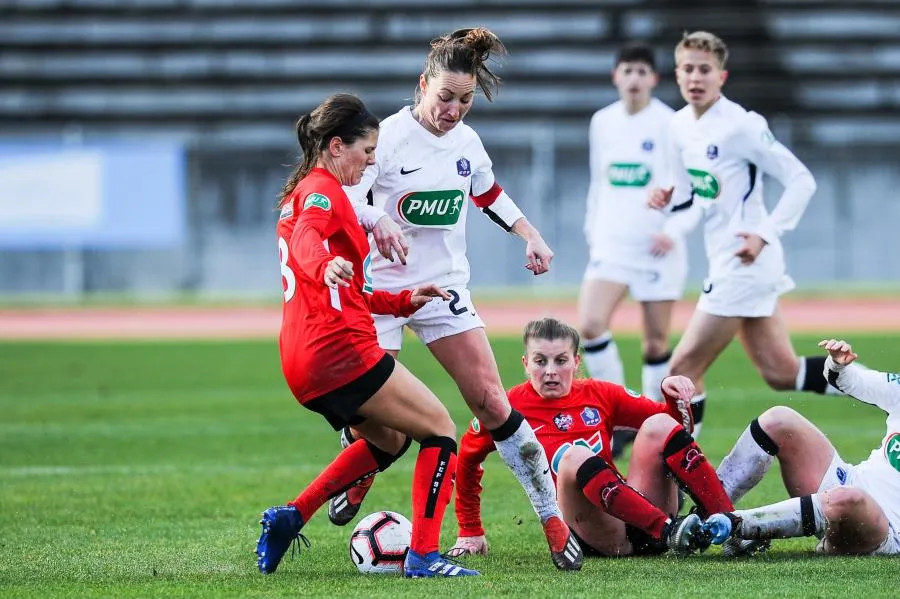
[403,550,480,578]
[255,505,309,574]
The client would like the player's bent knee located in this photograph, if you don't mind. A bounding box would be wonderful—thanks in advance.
[638,413,679,442]
[761,370,796,391]
[558,446,595,481]
[824,487,868,517]
[757,405,803,440]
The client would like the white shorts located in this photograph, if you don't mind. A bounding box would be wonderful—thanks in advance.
[696,274,795,318]
[582,254,687,303]
[373,286,485,351]
[817,452,900,555]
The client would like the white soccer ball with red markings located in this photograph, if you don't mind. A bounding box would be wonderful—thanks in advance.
[348,511,412,574]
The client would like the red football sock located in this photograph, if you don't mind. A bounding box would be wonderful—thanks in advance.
[289,439,381,523]
[662,427,735,516]
[576,456,669,539]
[410,436,458,555]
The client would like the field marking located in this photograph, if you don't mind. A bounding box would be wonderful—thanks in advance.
[0,297,897,340]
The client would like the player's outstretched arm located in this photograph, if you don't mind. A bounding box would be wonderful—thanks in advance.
[819,339,900,411]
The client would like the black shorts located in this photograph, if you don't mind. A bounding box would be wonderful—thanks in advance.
[305,353,395,431]
[571,524,667,558]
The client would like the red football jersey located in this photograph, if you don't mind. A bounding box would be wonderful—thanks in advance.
[276,167,417,403]
[455,379,678,536]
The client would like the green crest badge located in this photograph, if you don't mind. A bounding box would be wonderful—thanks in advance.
[885,433,900,473]
[471,417,481,433]
[607,163,652,187]
[687,168,721,199]
[303,193,331,211]
[397,190,464,226]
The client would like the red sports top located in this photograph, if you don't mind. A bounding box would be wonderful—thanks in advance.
[276,167,418,403]
[455,379,687,536]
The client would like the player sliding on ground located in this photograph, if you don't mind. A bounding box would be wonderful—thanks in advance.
[449,317,735,558]
[710,338,900,556]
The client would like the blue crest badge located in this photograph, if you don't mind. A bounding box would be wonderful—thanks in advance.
[641,139,654,152]
[456,157,471,177]
[836,467,847,485]
[553,412,574,432]
[706,144,719,160]
[580,407,601,427]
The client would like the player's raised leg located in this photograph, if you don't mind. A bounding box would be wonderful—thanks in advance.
[428,327,582,570]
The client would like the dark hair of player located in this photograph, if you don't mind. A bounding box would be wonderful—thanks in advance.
[615,42,657,71]
[523,317,582,355]
[277,93,380,207]
[417,27,507,103]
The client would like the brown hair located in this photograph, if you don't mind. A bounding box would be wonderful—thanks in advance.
[417,27,507,103]
[675,31,729,69]
[523,317,581,355]
[277,93,379,207]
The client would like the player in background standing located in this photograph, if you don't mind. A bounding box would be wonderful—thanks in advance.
[578,42,692,458]
[449,317,736,558]
[256,93,478,578]
[711,339,900,556]
[647,31,834,439]
[331,27,583,571]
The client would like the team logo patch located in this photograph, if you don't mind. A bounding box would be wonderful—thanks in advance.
[687,168,721,199]
[470,417,480,433]
[456,157,471,177]
[303,193,331,211]
[625,387,642,398]
[397,190,464,227]
[885,433,900,473]
[706,144,719,160]
[279,203,293,220]
[836,466,847,485]
[607,163,651,187]
[553,412,574,432]
[642,139,654,152]
[580,407,601,427]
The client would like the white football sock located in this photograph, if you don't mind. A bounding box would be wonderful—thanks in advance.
[736,494,826,539]
[582,332,624,385]
[717,420,776,504]
[641,355,670,402]
[492,415,562,523]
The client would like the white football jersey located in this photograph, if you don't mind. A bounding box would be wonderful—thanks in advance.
[346,106,498,293]
[585,98,676,266]
[665,96,816,283]
[826,358,900,526]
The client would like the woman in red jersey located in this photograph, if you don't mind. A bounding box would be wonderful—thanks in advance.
[256,93,478,578]
[450,317,736,558]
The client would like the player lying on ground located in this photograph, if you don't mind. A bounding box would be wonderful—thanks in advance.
[711,339,900,555]
[449,317,735,558]
[257,93,477,578]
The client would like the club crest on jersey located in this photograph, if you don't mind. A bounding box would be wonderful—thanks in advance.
[279,203,293,220]
[706,144,719,160]
[397,190,464,227]
[641,139,654,152]
[553,412,574,432]
[836,466,848,485]
[303,193,331,211]
[885,433,900,473]
[456,157,471,177]
[580,407,601,427]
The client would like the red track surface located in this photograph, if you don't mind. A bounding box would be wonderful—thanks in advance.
[0,298,897,340]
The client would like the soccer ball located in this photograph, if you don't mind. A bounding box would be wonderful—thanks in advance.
[348,511,412,574]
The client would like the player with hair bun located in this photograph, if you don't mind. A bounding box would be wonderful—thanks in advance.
[333,27,583,572]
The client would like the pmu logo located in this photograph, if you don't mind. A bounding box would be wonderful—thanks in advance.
[607,163,651,187]
[885,433,900,473]
[687,169,721,199]
[396,190,464,227]
[682,447,705,472]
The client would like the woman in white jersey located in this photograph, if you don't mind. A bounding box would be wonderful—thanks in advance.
[648,31,834,437]
[337,27,582,571]
[578,42,691,458]
[711,339,900,556]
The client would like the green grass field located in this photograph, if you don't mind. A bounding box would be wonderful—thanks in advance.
[1,333,898,598]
